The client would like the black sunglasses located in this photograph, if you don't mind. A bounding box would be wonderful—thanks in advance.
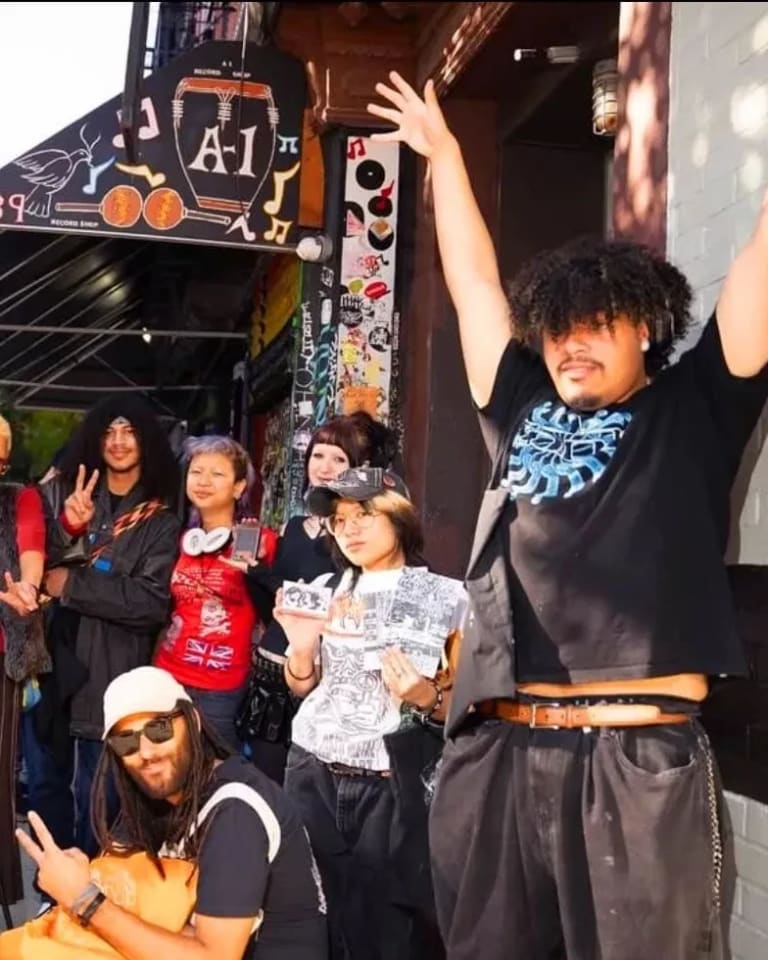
[107,711,183,758]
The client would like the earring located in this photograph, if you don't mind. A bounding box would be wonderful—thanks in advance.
[641,339,650,352]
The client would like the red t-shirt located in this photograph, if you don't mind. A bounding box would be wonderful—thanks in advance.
[0,486,46,654]
[154,545,256,691]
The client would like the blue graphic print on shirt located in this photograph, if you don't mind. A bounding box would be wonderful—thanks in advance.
[504,401,633,504]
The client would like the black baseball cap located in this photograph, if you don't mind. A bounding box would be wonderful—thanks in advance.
[306,466,410,517]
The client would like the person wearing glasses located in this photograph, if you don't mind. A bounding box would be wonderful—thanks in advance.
[237,412,399,785]
[276,467,466,960]
[13,665,328,960]
[0,414,48,912]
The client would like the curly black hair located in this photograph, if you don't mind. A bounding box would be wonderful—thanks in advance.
[58,394,180,504]
[506,236,695,375]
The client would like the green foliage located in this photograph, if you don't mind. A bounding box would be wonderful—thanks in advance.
[0,393,81,481]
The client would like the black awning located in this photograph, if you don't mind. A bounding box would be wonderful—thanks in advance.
[0,226,258,420]
[0,37,308,420]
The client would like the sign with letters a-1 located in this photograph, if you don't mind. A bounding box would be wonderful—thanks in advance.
[0,41,306,252]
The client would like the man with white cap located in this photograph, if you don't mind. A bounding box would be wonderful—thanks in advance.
[16,665,329,960]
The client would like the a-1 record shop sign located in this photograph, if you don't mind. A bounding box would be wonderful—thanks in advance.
[0,41,306,252]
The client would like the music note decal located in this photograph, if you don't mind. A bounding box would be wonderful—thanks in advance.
[115,163,167,188]
[227,213,257,242]
[347,137,366,159]
[264,216,292,244]
[263,162,301,217]
[112,98,161,148]
[82,157,116,196]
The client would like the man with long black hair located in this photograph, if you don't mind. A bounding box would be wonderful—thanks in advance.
[25,394,181,863]
[15,666,328,959]
[368,74,768,959]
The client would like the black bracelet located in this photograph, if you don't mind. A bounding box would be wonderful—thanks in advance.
[413,679,444,721]
[286,657,315,682]
[78,890,107,928]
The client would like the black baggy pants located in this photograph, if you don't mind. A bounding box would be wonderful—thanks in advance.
[429,716,726,960]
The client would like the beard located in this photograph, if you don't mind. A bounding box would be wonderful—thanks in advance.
[566,393,605,411]
[105,456,140,475]
[127,740,192,802]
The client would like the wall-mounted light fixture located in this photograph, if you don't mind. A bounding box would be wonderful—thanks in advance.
[512,46,581,65]
[592,59,619,136]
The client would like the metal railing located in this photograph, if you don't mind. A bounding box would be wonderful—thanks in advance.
[149,1,241,70]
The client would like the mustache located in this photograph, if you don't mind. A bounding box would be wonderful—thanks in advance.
[558,356,603,372]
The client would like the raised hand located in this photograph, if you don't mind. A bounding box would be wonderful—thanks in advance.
[16,811,92,911]
[64,464,100,530]
[367,71,452,159]
[0,572,39,615]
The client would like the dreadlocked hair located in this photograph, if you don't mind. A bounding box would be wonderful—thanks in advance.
[91,699,233,875]
[506,235,694,376]
[58,393,180,504]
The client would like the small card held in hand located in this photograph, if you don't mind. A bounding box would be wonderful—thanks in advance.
[282,580,333,619]
[232,522,262,563]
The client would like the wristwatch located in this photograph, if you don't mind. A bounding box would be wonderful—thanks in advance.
[71,881,107,927]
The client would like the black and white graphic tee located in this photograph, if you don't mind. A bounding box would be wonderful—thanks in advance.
[291,567,466,770]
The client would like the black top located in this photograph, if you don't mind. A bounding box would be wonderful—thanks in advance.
[481,311,768,683]
[197,756,328,959]
[248,515,336,656]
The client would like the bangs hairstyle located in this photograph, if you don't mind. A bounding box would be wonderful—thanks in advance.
[58,394,179,504]
[506,236,694,375]
[183,434,256,523]
[328,489,426,575]
[303,412,399,492]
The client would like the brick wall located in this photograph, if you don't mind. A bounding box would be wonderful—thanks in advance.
[668,4,768,958]
[726,792,768,957]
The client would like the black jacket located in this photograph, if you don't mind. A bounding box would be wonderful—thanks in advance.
[41,479,180,740]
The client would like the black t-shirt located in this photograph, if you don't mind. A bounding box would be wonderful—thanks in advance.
[196,756,328,959]
[480,311,768,683]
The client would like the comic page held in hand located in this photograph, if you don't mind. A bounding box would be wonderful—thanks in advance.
[362,568,464,677]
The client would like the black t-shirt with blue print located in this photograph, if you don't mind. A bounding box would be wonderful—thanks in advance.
[481,312,768,683]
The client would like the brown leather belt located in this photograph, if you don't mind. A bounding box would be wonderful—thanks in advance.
[477,699,691,729]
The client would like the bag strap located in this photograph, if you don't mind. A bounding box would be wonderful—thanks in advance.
[90,498,165,563]
[193,782,282,863]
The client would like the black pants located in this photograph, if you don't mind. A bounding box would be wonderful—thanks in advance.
[429,717,725,960]
[285,744,442,960]
[0,657,22,905]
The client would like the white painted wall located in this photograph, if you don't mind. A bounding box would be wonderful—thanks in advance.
[0,2,159,166]
[668,5,768,959]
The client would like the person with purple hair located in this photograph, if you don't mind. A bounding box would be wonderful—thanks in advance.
[154,435,259,752]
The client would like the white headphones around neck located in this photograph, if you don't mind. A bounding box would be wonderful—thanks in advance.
[181,527,231,557]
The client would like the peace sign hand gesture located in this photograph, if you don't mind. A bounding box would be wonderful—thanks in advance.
[16,811,93,911]
[367,72,452,160]
[0,572,39,616]
[63,464,100,530]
